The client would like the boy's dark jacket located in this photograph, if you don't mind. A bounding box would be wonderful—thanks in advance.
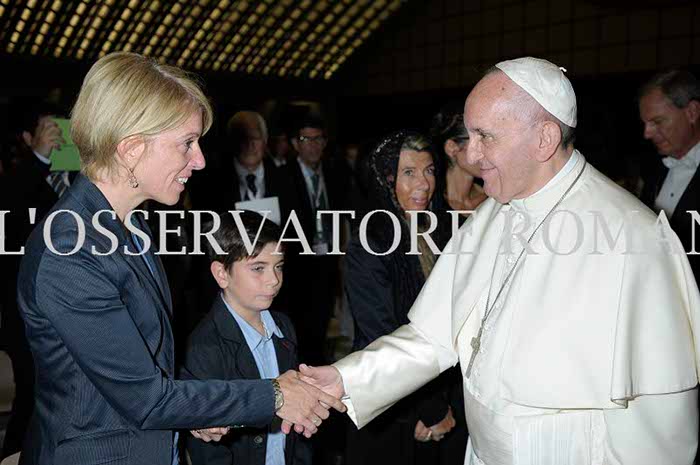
[182,296,311,465]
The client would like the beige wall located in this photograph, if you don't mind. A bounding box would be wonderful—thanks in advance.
[341,0,700,95]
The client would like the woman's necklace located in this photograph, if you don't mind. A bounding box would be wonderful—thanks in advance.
[465,161,587,379]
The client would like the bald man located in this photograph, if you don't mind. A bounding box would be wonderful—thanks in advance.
[302,58,700,465]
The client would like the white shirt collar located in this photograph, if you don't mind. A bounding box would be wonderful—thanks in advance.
[221,294,284,350]
[33,150,51,165]
[233,158,264,180]
[297,157,321,179]
[662,141,700,170]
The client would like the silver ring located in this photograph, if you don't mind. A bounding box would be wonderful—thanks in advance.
[312,417,321,426]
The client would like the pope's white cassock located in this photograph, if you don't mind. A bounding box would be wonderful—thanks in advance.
[335,150,700,465]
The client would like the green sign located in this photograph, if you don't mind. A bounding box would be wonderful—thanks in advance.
[50,118,81,172]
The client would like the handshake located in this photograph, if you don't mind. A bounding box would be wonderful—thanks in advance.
[191,364,346,442]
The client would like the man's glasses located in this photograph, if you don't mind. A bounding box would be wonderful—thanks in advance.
[298,135,327,144]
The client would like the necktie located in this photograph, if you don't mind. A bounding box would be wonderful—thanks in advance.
[48,172,68,197]
[310,172,329,243]
[246,173,258,199]
[310,172,327,210]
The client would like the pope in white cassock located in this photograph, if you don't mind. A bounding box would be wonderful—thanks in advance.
[300,56,700,465]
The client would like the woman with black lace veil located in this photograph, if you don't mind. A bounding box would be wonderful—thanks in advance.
[342,131,459,465]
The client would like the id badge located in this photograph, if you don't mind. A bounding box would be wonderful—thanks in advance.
[312,242,329,255]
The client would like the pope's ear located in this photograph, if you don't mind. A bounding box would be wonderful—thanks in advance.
[116,135,146,164]
[535,121,562,162]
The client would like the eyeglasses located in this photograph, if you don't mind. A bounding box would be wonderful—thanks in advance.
[298,135,326,144]
[452,136,469,143]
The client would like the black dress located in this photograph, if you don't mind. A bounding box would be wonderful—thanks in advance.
[344,235,453,465]
[342,130,467,465]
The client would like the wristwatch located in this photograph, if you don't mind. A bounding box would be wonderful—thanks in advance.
[271,379,284,411]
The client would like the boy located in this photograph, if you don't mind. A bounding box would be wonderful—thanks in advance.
[184,210,311,465]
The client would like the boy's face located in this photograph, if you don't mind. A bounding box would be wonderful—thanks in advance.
[212,242,284,313]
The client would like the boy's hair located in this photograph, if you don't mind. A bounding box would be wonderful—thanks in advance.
[207,210,283,271]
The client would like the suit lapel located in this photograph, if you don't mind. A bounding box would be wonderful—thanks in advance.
[118,247,175,373]
[273,336,294,373]
[135,214,173,317]
[291,162,315,236]
[120,221,170,313]
[672,168,700,224]
[213,297,261,379]
[657,165,670,202]
[122,215,172,316]
[271,314,295,372]
[263,158,278,198]
[69,177,175,374]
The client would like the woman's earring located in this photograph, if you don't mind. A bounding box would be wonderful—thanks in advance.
[127,167,139,188]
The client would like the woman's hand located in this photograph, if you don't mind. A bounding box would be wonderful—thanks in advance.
[190,426,231,442]
[414,420,433,442]
[414,407,456,442]
[429,407,456,441]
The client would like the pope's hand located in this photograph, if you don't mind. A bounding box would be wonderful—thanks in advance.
[190,426,231,442]
[298,363,346,399]
[275,370,346,438]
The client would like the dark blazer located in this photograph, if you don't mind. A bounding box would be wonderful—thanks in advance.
[231,158,288,204]
[183,297,311,465]
[343,235,453,465]
[194,157,291,217]
[281,159,347,244]
[640,159,700,279]
[344,236,448,425]
[17,174,276,465]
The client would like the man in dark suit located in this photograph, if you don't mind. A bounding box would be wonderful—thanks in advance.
[1,103,72,458]
[639,69,700,279]
[282,115,347,365]
[223,112,288,211]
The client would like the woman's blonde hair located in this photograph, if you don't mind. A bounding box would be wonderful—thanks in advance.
[71,52,213,181]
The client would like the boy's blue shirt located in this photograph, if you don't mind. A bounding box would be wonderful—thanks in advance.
[221,294,286,465]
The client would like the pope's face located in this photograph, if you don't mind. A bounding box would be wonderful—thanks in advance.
[639,88,698,159]
[464,72,540,203]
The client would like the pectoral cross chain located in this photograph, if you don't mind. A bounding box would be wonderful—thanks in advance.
[465,326,484,378]
[463,162,587,381]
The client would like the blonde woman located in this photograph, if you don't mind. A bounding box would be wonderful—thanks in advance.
[16,52,343,465]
